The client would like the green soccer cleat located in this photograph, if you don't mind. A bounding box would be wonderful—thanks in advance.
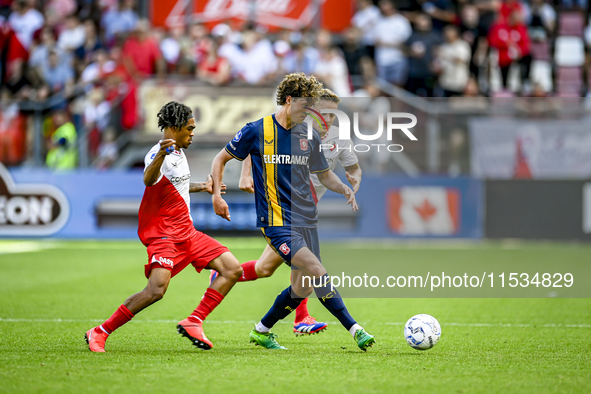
[249,328,288,350]
[355,328,376,351]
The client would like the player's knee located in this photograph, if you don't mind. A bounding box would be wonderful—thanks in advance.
[307,265,326,278]
[220,257,242,281]
[295,286,313,298]
[257,265,275,278]
[229,264,243,281]
[147,286,166,303]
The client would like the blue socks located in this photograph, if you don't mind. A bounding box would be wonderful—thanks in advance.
[259,276,357,332]
[260,286,304,329]
[314,274,356,330]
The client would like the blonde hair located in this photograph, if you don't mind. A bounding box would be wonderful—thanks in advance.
[320,88,341,104]
[276,73,324,105]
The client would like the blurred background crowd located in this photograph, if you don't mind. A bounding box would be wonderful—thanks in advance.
[0,0,589,170]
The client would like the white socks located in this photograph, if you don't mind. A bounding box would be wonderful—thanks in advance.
[255,321,271,333]
[349,323,363,337]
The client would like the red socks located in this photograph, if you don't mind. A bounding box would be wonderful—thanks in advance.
[294,298,310,322]
[98,304,134,335]
[238,260,259,282]
[189,288,224,322]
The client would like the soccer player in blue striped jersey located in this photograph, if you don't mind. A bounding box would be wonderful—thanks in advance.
[210,88,362,337]
[211,73,375,351]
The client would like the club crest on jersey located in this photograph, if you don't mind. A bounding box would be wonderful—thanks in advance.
[300,139,309,151]
[279,243,290,255]
[233,131,242,142]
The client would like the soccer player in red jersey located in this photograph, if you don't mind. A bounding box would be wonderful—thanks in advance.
[85,101,242,352]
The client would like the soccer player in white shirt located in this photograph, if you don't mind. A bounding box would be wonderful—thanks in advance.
[210,89,362,336]
[85,102,243,352]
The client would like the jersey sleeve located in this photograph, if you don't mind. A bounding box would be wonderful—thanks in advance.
[337,139,359,168]
[309,131,330,174]
[225,123,256,161]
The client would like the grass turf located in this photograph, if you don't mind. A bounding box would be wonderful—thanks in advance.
[1,239,590,393]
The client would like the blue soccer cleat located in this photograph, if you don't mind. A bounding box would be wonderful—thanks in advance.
[293,316,328,336]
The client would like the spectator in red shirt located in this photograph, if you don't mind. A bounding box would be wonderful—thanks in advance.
[488,9,531,91]
[122,19,164,79]
[105,44,140,130]
[197,36,230,86]
[500,0,524,21]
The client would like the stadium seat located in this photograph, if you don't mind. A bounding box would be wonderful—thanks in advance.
[555,66,582,95]
[556,67,583,83]
[556,81,581,95]
[554,36,585,67]
[558,12,585,37]
[529,40,551,61]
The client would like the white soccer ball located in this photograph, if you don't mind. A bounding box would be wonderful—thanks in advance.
[404,314,441,350]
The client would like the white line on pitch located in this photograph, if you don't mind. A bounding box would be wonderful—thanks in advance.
[0,317,589,328]
[0,242,59,255]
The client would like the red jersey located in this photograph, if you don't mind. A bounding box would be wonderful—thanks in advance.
[138,143,197,245]
[198,56,227,74]
[122,37,161,76]
[488,21,530,67]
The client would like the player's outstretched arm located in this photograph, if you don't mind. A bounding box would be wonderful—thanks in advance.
[317,170,359,211]
[211,149,235,221]
[345,163,362,194]
[190,174,227,194]
[144,139,176,186]
[239,155,254,193]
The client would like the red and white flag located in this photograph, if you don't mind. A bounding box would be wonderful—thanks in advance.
[387,187,460,235]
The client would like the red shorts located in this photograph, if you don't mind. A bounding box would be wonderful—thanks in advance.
[145,232,229,279]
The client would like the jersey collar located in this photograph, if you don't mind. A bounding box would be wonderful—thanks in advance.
[272,113,296,133]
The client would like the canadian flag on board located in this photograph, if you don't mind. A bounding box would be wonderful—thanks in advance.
[387,187,460,235]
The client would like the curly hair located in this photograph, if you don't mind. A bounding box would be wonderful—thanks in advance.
[157,101,193,132]
[276,73,324,106]
[320,88,341,104]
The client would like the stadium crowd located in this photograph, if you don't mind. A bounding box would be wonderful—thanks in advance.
[0,0,589,168]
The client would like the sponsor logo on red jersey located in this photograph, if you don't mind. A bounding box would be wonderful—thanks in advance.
[152,255,174,268]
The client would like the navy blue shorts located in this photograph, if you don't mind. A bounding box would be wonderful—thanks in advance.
[261,226,321,268]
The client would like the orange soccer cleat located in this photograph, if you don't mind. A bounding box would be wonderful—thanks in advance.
[85,327,109,352]
[177,318,214,350]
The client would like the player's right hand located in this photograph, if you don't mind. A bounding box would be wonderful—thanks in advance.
[342,185,359,212]
[346,171,360,194]
[158,139,176,155]
[239,176,255,193]
[212,195,231,221]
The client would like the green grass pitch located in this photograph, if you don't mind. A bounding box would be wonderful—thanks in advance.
[1,239,590,393]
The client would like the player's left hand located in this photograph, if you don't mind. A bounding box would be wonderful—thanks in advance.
[342,185,359,212]
[213,195,231,221]
[205,174,226,195]
[346,171,360,194]
[239,176,255,193]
